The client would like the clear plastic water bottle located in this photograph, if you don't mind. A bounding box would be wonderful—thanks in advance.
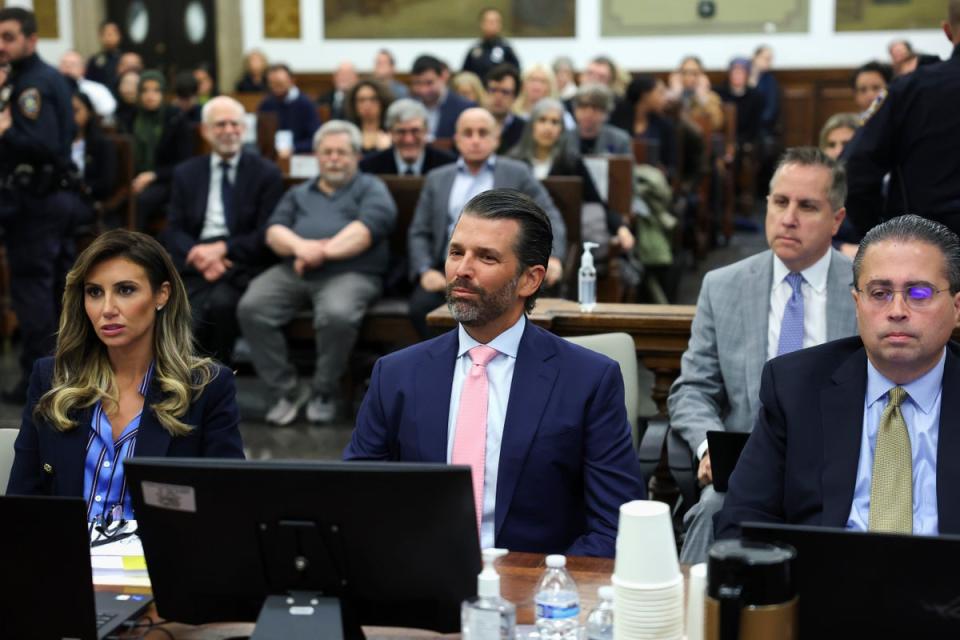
[584,586,614,640]
[534,554,580,639]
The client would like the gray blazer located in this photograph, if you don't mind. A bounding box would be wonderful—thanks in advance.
[407,156,567,279]
[566,124,632,156]
[667,248,858,455]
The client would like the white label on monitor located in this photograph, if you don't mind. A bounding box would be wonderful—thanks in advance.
[141,481,197,513]
[289,154,319,178]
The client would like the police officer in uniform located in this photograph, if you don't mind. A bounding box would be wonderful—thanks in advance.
[462,7,521,80]
[843,3,960,237]
[0,7,75,403]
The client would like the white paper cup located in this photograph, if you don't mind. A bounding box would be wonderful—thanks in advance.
[614,500,681,585]
[274,129,294,154]
[686,562,707,640]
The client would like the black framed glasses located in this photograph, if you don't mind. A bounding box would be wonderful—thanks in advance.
[90,503,137,548]
[853,283,948,309]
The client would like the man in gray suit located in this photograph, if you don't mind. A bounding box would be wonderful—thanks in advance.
[566,83,632,156]
[669,147,858,563]
[407,107,567,337]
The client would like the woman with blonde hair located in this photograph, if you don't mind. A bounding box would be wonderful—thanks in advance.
[513,63,576,129]
[451,71,487,106]
[7,230,244,522]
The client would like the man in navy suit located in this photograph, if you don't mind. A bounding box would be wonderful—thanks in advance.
[410,54,474,141]
[257,64,321,155]
[162,96,284,364]
[344,189,645,557]
[717,214,960,539]
[359,99,456,176]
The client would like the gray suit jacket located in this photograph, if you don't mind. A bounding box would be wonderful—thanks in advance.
[407,156,567,279]
[667,248,858,455]
[566,124,632,156]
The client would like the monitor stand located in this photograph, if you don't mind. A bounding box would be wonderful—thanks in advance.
[251,591,351,639]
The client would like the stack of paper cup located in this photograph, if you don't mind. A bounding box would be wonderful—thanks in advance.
[612,500,684,640]
[685,563,707,640]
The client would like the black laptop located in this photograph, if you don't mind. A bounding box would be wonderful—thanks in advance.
[0,495,152,639]
[743,522,960,637]
[706,430,750,492]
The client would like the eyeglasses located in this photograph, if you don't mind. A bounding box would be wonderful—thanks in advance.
[392,127,424,138]
[854,284,949,309]
[89,503,137,547]
[487,87,515,97]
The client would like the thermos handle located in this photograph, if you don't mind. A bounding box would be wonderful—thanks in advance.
[717,584,743,640]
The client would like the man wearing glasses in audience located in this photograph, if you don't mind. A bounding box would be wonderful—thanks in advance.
[359,99,455,177]
[669,147,857,563]
[718,214,960,539]
[484,63,525,155]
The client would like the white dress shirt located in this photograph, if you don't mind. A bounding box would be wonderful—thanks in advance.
[447,314,525,549]
[766,249,831,361]
[78,78,117,117]
[448,157,496,239]
[393,149,425,176]
[199,153,240,241]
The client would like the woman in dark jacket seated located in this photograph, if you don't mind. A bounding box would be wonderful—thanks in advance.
[72,91,118,205]
[509,97,635,251]
[6,230,245,521]
[126,70,194,232]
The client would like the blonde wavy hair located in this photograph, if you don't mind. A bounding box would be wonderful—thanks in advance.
[35,230,215,436]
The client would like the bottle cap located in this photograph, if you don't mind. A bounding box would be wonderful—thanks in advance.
[478,548,509,598]
[580,242,599,270]
[598,585,614,601]
[545,554,566,568]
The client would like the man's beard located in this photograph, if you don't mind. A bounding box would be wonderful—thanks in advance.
[446,275,519,327]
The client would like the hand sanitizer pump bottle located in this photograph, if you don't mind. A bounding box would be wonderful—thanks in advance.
[579,242,599,312]
[461,548,516,639]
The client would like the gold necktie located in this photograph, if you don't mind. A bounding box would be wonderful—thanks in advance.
[868,386,913,534]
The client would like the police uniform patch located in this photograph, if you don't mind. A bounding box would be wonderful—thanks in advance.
[18,88,41,120]
[860,88,887,125]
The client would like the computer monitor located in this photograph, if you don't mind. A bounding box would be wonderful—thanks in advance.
[742,522,960,637]
[125,459,481,639]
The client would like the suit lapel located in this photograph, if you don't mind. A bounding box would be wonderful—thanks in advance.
[495,324,559,538]
[937,345,960,533]
[194,159,212,234]
[435,169,457,256]
[743,252,773,410]
[819,346,868,526]
[133,382,172,458]
[60,407,95,495]
[825,250,855,341]
[415,331,458,462]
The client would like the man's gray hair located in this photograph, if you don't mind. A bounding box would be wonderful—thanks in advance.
[769,146,847,211]
[201,95,245,125]
[572,83,614,113]
[384,98,428,131]
[853,214,960,293]
[312,119,363,153]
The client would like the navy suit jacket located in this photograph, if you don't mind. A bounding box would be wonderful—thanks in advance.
[162,153,285,275]
[359,145,456,176]
[433,92,475,140]
[6,357,245,499]
[716,337,960,539]
[343,321,646,557]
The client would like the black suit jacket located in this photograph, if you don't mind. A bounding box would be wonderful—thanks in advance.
[716,337,960,539]
[81,132,118,201]
[497,116,525,155]
[7,357,245,499]
[359,145,456,176]
[433,92,475,140]
[162,152,285,274]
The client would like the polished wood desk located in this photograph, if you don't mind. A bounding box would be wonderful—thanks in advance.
[427,298,696,413]
[106,552,615,638]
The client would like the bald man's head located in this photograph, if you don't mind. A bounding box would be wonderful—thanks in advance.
[948,1,960,44]
[455,107,500,168]
[59,50,85,79]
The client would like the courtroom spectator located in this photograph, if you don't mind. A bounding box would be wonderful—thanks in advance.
[373,48,410,98]
[194,63,217,104]
[410,54,474,140]
[359,98,456,176]
[317,61,358,121]
[116,52,144,78]
[114,69,140,133]
[553,55,578,100]
[512,63,557,118]
[6,230,245,514]
[406,107,566,338]
[485,63,525,154]
[566,83,632,156]
[750,45,780,135]
[717,57,765,146]
[820,113,862,259]
[717,215,960,539]
[462,7,520,80]
[85,20,122,88]
[580,55,631,128]
[236,49,268,92]
[60,50,116,119]
[128,71,194,232]
[345,78,393,157]
[258,63,322,156]
[886,39,939,77]
[172,69,202,124]
[669,147,857,563]
[162,96,284,365]
[509,98,634,251]
[237,121,397,426]
[851,61,893,116]
[71,91,118,205]
[452,71,488,106]
[669,55,725,130]
[619,74,677,172]
[346,189,645,557]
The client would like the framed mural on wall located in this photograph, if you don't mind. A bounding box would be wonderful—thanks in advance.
[324,0,575,39]
[0,0,58,38]
[836,0,943,32]
[263,0,300,39]
[602,0,809,36]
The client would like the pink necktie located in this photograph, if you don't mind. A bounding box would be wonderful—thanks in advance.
[452,345,499,533]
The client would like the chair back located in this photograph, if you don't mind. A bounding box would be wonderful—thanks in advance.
[0,428,18,495]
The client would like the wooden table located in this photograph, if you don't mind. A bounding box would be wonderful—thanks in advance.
[106,552,615,638]
[427,298,696,413]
